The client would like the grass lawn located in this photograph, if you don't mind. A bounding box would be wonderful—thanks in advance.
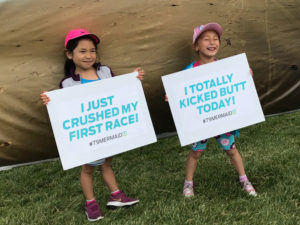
[0,112,300,225]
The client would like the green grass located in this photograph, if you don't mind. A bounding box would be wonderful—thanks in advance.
[1,112,300,225]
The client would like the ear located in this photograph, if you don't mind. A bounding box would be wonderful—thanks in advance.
[66,50,73,60]
[194,43,199,52]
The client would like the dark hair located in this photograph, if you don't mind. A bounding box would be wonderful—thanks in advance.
[64,35,99,76]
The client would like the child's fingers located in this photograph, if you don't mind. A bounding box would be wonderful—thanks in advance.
[40,91,50,105]
[42,98,50,105]
[134,67,144,75]
[40,94,49,100]
[164,94,168,102]
[43,99,50,105]
[42,97,50,102]
[40,95,48,99]
[137,71,144,77]
[135,67,145,81]
[250,68,254,77]
[40,91,47,97]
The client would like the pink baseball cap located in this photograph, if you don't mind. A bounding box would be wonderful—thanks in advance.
[64,29,100,48]
[193,23,222,44]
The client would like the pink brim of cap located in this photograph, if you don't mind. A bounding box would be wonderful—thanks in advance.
[193,23,222,44]
[64,29,100,47]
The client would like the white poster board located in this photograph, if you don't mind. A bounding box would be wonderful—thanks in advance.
[46,72,157,170]
[162,53,265,146]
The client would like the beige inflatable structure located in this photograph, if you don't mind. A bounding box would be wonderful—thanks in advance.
[1,0,300,167]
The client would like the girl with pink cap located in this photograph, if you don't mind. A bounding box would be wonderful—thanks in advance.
[41,29,143,221]
[167,23,257,198]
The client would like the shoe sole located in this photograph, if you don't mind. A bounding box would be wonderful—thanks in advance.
[85,212,104,222]
[249,191,257,197]
[107,200,139,208]
[184,194,194,198]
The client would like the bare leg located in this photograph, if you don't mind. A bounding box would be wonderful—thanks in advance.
[80,165,95,200]
[225,147,245,176]
[185,150,203,181]
[100,157,119,192]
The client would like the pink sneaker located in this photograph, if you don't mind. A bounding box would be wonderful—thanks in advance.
[107,191,139,208]
[85,200,104,221]
[183,183,194,197]
[241,181,257,197]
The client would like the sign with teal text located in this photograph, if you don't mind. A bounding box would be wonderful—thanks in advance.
[162,53,265,146]
[46,72,157,170]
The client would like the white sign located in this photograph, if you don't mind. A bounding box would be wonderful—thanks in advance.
[46,72,157,170]
[162,53,265,146]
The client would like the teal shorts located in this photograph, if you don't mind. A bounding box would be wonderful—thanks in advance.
[191,133,236,151]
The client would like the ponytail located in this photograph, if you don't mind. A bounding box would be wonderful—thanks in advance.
[64,59,76,77]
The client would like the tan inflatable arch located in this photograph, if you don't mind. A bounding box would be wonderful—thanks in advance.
[0,0,299,167]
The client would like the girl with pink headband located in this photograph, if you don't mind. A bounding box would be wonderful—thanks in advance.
[183,23,257,198]
[166,23,257,198]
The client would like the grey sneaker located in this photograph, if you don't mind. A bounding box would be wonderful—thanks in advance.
[183,183,194,197]
[107,191,139,207]
[85,200,104,222]
[241,181,257,197]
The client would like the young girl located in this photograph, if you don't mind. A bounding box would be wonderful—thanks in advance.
[41,29,144,221]
[167,23,257,198]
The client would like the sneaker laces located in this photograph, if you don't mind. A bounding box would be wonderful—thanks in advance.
[113,192,130,201]
[184,183,193,189]
[242,181,255,192]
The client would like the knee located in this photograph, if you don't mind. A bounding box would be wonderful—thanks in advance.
[225,147,238,157]
[81,165,94,176]
[190,150,202,160]
[100,158,112,170]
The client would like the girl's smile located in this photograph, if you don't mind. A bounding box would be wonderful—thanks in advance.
[206,47,217,51]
